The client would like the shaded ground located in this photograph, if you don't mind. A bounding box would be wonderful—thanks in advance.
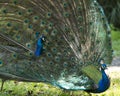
[107,57,120,77]
[111,57,120,66]
[109,57,120,71]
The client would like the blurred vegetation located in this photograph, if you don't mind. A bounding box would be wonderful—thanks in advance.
[98,0,120,29]
[111,27,120,56]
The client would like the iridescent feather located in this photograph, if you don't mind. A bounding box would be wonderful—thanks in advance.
[0,0,112,93]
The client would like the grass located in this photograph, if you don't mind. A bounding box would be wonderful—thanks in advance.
[0,81,88,96]
[0,70,120,96]
[0,29,120,96]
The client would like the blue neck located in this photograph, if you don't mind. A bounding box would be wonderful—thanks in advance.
[34,38,43,56]
[93,69,110,93]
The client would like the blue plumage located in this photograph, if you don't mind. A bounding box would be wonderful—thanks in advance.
[34,36,45,56]
[91,64,110,93]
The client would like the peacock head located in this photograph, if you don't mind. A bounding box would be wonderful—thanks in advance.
[101,64,107,70]
[40,34,46,42]
[98,59,107,70]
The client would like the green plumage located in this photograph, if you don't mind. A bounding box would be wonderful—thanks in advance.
[0,0,112,91]
[82,65,102,84]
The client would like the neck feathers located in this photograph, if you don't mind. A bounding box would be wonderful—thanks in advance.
[34,38,43,56]
[93,68,110,93]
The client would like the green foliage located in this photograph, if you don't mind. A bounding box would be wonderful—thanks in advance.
[111,29,120,56]
[98,0,120,29]
[0,81,89,96]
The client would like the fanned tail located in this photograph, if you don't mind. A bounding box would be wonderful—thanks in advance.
[0,0,112,91]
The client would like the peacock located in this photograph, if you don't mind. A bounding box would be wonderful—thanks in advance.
[0,0,113,93]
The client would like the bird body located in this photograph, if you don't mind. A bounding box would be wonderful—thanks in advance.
[95,68,110,93]
[34,36,44,56]
[0,0,112,93]
[85,64,110,93]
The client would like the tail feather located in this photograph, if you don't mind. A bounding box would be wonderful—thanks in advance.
[0,0,112,91]
[82,65,102,84]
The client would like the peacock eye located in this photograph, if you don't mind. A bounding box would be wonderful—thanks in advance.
[34,16,39,20]
[0,60,3,66]
[18,11,22,15]
[7,22,12,27]
[2,9,7,14]
[26,43,31,48]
